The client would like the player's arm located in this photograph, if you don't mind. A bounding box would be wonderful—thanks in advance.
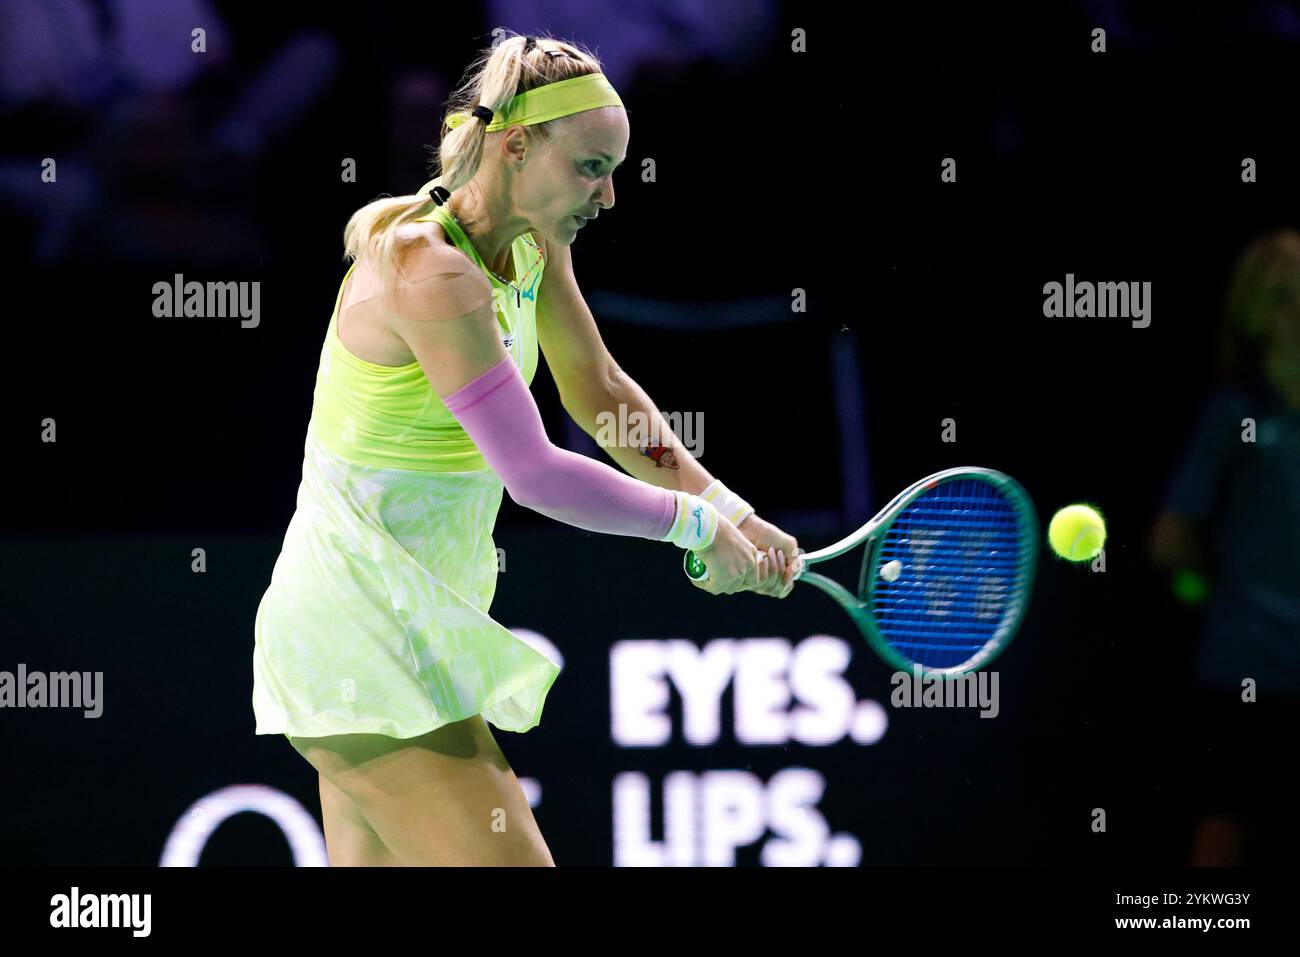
[535,237,718,498]
[382,241,717,550]
[382,239,506,391]
[533,236,800,591]
[1146,392,1238,578]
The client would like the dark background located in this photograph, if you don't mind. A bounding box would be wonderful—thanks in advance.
[1,1,1296,865]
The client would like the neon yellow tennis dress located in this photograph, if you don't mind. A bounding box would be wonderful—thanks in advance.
[252,182,561,739]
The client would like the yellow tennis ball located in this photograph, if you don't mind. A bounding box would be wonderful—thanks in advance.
[1048,504,1107,561]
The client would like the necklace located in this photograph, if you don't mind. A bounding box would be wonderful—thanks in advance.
[444,202,524,306]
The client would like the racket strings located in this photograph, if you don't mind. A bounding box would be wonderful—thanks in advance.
[867,478,1033,670]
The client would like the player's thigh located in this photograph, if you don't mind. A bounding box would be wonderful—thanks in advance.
[289,715,553,866]
[317,770,401,866]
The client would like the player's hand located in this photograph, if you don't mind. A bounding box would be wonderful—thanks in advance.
[689,516,762,596]
[738,514,800,598]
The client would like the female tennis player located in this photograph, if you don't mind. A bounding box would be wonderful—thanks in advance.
[251,32,800,866]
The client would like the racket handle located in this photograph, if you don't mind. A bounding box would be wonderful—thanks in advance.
[684,548,805,583]
[683,549,709,581]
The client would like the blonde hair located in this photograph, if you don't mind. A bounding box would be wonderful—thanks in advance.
[1219,228,1300,393]
[341,32,606,297]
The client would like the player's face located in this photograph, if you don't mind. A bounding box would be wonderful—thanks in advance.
[521,107,629,246]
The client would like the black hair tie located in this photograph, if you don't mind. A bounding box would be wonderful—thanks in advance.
[471,105,494,123]
[428,185,451,206]
[523,36,536,54]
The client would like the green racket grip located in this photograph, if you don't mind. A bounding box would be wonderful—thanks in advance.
[683,547,807,584]
[683,549,709,582]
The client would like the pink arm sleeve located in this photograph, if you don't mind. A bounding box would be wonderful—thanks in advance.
[443,356,678,540]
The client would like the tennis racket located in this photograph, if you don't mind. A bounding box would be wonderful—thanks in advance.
[684,467,1039,675]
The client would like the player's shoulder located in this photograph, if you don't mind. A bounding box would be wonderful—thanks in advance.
[392,221,488,284]
[391,219,472,274]
[388,221,492,321]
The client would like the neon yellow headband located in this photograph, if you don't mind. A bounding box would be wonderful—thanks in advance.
[445,72,623,132]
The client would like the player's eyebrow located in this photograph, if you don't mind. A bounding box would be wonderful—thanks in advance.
[596,153,627,167]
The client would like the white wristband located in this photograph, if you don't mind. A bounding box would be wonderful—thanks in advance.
[699,479,756,527]
[660,492,720,551]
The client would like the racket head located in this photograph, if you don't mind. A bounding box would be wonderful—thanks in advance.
[854,469,1038,675]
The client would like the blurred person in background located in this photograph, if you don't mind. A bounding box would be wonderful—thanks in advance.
[1149,227,1300,865]
[0,0,338,265]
